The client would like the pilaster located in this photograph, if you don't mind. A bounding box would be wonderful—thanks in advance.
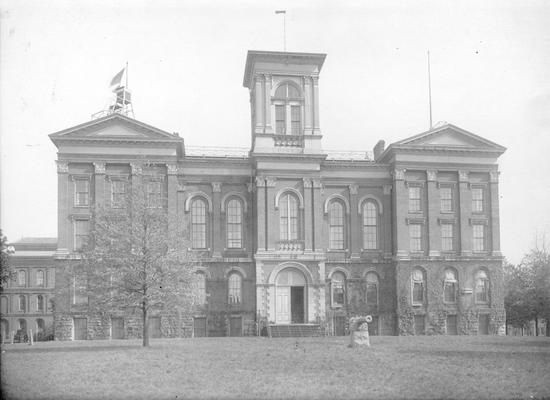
[312,179,324,252]
[93,162,105,207]
[458,170,472,255]
[255,177,267,251]
[426,170,440,257]
[489,171,501,256]
[393,168,408,257]
[349,184,361,258]
[55,161,70,257]
[303,178,313,251]
[265,177,277,251]
[303,76,313,135]
[382,184,393,257]
[263,74,273,133]
[312,76,321,134]
[211,182,222,258]
[166,163,178,236]
[254,75,264,134]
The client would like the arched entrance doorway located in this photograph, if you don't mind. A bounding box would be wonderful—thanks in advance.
[276,268,306,324]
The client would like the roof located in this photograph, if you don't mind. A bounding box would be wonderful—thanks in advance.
[243,50,327,88]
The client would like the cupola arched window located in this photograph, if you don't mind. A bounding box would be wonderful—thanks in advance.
[273,82,302,135]
[329,201,345,250]
[226,199,243,249]
[279,193,299,241]
[191,198,208,249]
[362,201,379,250]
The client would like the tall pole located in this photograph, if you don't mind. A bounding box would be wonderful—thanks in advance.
[125,61,129,89]
[275,10,286,52]
[428,50,433,129]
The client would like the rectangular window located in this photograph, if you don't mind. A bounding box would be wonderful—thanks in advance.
[147,181,162,208]
[441,223,454,251]
[73,274,88,305]
[111,180,126,208]
[290,105,301,135]
[74,220,90,251]
[472,187,484,212]
[473,224,485,251]
[275,105,286,134]
[74,179,89,207]
[226,201,242,249]
[408,186,421,212]
[17,270,26,286]
[412,281,424,304]
[440,187,453,212]
[444,281,457,303]
[332,283,345,307]
[409,224,422,252]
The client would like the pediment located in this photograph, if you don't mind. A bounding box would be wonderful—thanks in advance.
[395,124,505,151]
[49,114,180,142]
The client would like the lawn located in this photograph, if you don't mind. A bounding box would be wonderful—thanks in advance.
[1,335,550,400]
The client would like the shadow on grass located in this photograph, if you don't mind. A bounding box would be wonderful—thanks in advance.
[403,348,550,360]
[3,344,145,354]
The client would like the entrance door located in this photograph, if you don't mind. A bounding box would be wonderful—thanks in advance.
[478,314,489,335]
[229,317,242,336]
[291,286,304,323]
[74,318,87,340]
[111,318,124,339]
[276,287,290,324]
[334,316,346,336]
[148,317,161,338]
[194,317,207,337]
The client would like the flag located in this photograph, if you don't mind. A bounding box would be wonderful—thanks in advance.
[275,10,286,14]
[110,68,125,88]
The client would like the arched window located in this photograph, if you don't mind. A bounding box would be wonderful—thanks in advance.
[280,193,299,241]
[228,273,242,304]
[331,272,346,308]
[443,269,458,303]
[363,201,378,250]
[475,270,489,303]
[36,318,45,332]
[191,198,208,249]
[195,272,207,305]
[36,270,44,287]
[226,199,243,249]
[17,270,26,287]
[366,272,379,307]
[0,296,8,314]
[273,82,302,135]
[411,269,425,305]
[18,319,27,331]
[329,201,345,250]
[19,295,26,312]
[37,295,44,312]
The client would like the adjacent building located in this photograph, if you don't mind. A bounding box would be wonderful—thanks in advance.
[48,50,507,339]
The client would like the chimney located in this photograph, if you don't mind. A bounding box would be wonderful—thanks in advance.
[373,140,385,161]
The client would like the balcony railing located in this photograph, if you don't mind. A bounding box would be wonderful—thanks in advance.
[273,134,304,147]
[277,240,305,252]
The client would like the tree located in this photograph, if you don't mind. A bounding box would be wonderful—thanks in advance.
[504,241,550,336]
[82,178,200,347]
[0,229,15,286]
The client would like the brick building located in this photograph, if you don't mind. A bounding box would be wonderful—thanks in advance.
[48,50,506,339]
[0,238,56,341]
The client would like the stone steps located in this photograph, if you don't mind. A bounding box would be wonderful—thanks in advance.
[268,324,323,338]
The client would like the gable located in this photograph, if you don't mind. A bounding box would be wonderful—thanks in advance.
[49,114,180,142]
[394,124,505,151]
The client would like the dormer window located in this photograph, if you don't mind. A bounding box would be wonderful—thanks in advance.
[273,82,302,135]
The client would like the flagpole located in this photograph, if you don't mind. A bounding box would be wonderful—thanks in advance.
[125,61,129,89]
[283,13,286,52]
[428,50,433,130]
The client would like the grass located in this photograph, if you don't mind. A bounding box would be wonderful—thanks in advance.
[1,335,550,400]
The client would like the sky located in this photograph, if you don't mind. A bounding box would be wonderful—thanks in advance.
[1,0,549,264]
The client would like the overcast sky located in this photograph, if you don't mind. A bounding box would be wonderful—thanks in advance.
[1,0,549,264]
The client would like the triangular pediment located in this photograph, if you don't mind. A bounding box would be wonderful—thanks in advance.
[49,113,180,142]
[394,124,505,151]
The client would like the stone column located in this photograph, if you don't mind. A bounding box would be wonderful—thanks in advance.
[166,164,178,236]
[489,171,501,256]
[303,76,313,135]
[55,161,70,257]
[312,179,324,252]
[254,75,263,134]
[211,182,222,258]
[393,168,408,257]
[264,74,273,134]
[427,170,440,257]
[303,178,313,251]
[312,76,321,135]
[458,170,471,256]
[255,177,267,252]
[266,177,277,252]
[93,162,106,207]
[349,184,361,259]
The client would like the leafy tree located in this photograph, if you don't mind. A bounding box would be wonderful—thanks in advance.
[81,178,200,347]
[504,261,536,331]
[0,229,15,286]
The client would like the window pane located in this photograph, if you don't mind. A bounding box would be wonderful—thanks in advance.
[36,270,44,286]
[473,224,485,251]
[37,295,44,311]
[363,202,378,249]
[226,199,242,248]
[75,179,89,206]
[196,273,206,304]
[147,181,162,208]
[19,295,26,312]
[472,188,483,212]
[17,270,26,286]
[275,105,286,134]
[191,199,207,249]
[440,187,453,212]
[413,282,424,303]
[111,180,126,208]
[441,224,454,251]
[329,202,345,250]
[409,187,421,212]
[280,194,298,240]
[444,282,456,302]
[228,274,242,304]
[332,272,345,307]
[75,220,90,251]
[409,224,422,252]
[291,105,301,135]
[475,271,489,303]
